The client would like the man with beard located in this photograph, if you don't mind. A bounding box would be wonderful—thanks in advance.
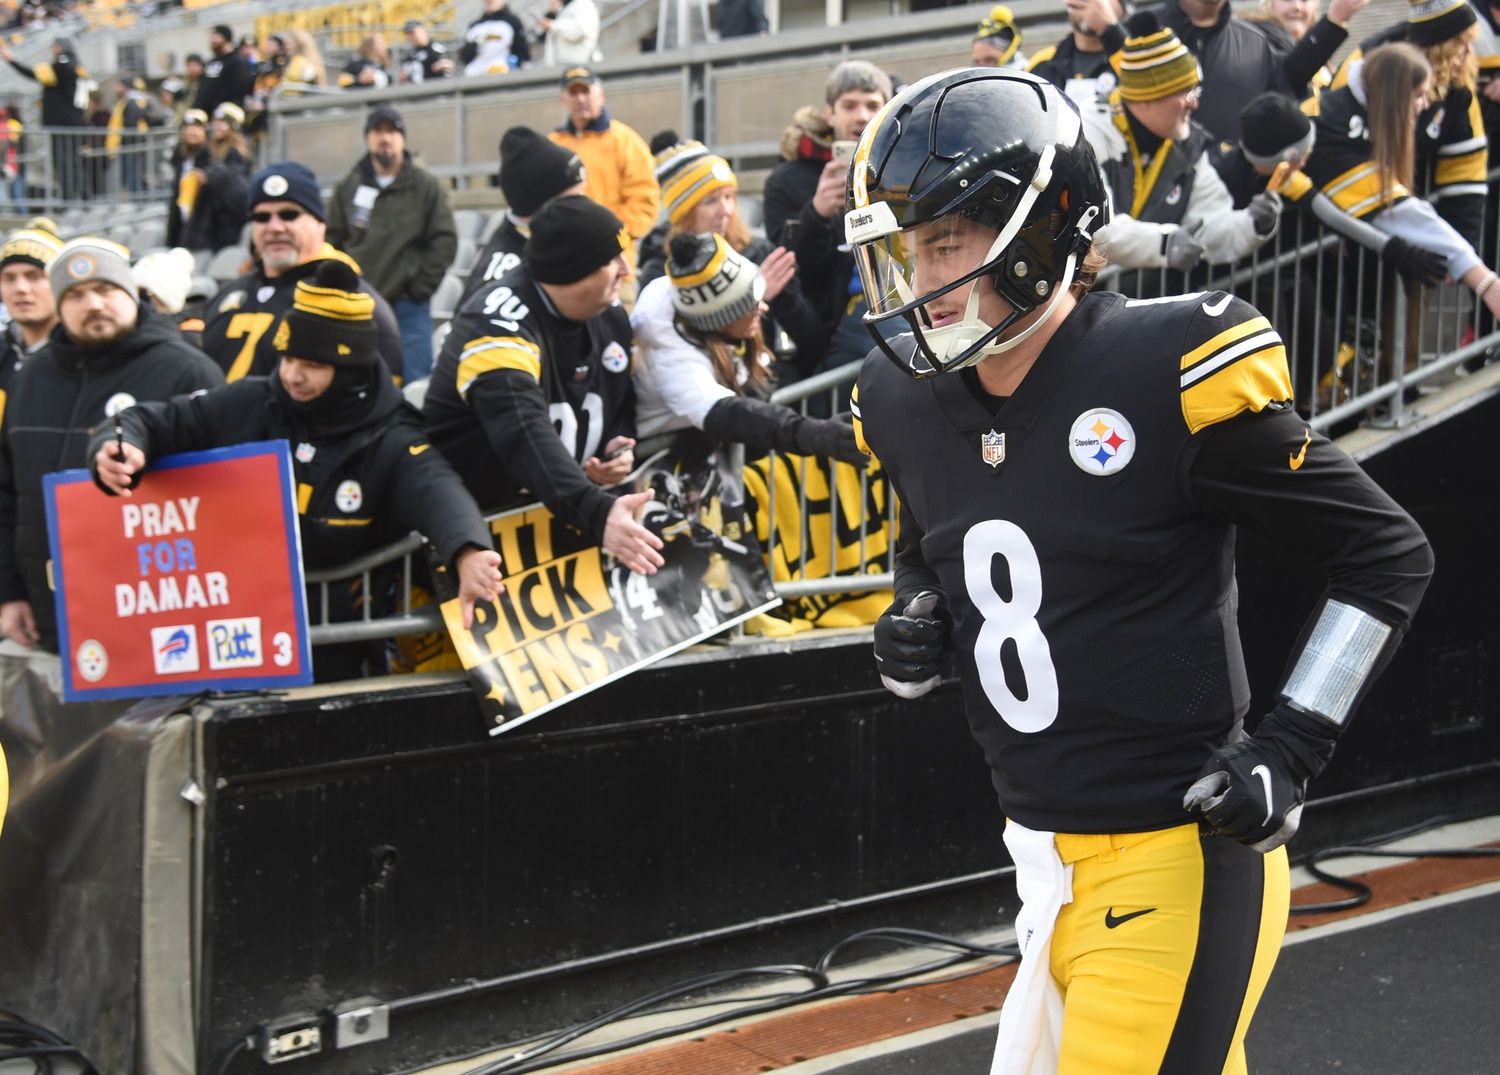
[0,219,64,398]
[0,238,224,651]
[202,161,402,382]
[1026,0,1128,102]
[91,260,503,682]
[327,105,457,383]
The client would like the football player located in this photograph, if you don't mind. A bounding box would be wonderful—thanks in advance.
[846,69,1433,1074]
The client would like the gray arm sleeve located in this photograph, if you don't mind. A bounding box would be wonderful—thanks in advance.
[1372,198,1483,279]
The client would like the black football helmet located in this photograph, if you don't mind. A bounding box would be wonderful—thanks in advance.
[844,68,1108,378]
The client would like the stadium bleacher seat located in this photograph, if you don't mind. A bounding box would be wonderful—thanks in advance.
[479,208,506,243]
[453,209,487,241]
[430,272,465,320]
[207,245,250,281]
[453,237,477,275]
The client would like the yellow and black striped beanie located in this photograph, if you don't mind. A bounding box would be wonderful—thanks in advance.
[0,217,63,270]
[1117,12,1201,102]
[1407,0,1476,47]
[973,5,1022,67]
[654,141,738,227]
[275,260,377,368]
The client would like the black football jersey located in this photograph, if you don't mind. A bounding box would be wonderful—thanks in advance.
[853,290,1429,833]
[423,267,635,526]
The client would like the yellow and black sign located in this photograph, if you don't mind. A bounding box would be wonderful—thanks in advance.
[442,495,779,736]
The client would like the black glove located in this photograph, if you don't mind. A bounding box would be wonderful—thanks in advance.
[1246,191,1282,238]
[793,415,866,467]
[1380,235,1448,288]
[1183,704,1338,852]
[873,591,948,699]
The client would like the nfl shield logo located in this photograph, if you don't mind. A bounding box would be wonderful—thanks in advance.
[981,429,1005,468]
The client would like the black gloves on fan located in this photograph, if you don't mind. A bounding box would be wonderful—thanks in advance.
[1380,236,1449,288]
[1183,703,1340,852]
[702,396,866,466]
[873,591,948,699]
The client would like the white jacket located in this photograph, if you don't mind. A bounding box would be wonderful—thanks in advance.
[629,277,736,438]
[1080,96,1268,269]
[542,0,602,66]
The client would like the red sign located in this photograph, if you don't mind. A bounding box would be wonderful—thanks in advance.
[44,441,312,700]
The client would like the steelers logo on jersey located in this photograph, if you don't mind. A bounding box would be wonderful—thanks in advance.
[1069,408,1135,476]
[601,341,629,374]
[335,480,363,513]
[104,392,137,417]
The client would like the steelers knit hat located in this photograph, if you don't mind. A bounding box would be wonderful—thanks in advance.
[274,260,377,368]
[499,127,584,216]
[667,232,764,333]
[973,5,1022,66]
[50,237,136,303]
[1407,0,1477,46]
[0,217,63,270]
[1117,11,1201,102]
[654,141,738,227]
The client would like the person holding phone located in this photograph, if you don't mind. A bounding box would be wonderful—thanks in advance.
[762,61,894,383]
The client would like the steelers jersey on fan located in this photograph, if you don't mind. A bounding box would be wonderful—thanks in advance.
[423,266,635,514]
[853,290,1430,834]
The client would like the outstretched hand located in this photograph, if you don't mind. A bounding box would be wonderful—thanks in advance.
[94,440,146,495]
[603,490,665,576]
[455,546,505,629]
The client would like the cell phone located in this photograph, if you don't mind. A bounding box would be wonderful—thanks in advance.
[601,442,631,461]
[832,140,858,163]
[780,218,802,250]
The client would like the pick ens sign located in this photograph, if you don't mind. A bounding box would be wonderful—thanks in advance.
[44,441,312,700]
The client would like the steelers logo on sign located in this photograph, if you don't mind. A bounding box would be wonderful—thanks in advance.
[1068,408,1135,476]
[601,341,629,373]
[76,639,108,682]
[104,392,137,417]
[66,254,95,279]
[335,480,363,513]
[263,174,290,197]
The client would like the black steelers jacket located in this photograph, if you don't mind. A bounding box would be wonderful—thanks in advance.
[423,266,635,543]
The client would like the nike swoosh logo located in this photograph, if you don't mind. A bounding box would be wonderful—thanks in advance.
[1251,764,1274,827]
[1288,428,1310,471]
[1201,293,1233,317]
[409,443,430,456]
[1104,907,1157,929]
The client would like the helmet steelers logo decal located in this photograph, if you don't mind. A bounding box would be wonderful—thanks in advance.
[76,639,109,682]
[104,392,137,417]
[1069,408,1135,475]
[601,341,629,373]
[335,480,363,513]
[263,174,290,197]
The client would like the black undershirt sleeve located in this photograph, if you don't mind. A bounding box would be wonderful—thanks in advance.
[1187,406,1433,631]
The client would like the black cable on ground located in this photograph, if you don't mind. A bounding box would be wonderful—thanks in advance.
[1290,812,1500,914]
[457,927,1020,1075]
[0,1010,100,1074]
[210,1034,252,1075]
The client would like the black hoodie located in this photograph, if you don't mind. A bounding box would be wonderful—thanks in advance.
[87,367,491,574]
[0,304,225,650]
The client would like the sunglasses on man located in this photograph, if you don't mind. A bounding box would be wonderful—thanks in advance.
[250,208,306,223]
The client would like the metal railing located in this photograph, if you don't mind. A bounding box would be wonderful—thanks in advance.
[298,192,1500,650]
[6,125,184,216]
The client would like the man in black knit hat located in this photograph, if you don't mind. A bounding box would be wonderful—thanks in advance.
[425,194,664,576]
[92,259,504,681]
[459,126,587,307]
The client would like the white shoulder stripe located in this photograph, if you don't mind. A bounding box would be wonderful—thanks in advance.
[1125,292,1206,308]
[1180,329,1282,389]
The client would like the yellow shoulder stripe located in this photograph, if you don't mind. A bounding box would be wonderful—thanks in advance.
[1321,161,1407,218]
[1025,45,1058,72]
[1180,315,1292,434]
[850,383,871,458]
[457,335,543,397]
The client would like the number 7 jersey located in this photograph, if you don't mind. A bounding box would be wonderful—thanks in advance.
[852,290,1431,834]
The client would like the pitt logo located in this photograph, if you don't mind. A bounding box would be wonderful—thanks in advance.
[208,617,263,670]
